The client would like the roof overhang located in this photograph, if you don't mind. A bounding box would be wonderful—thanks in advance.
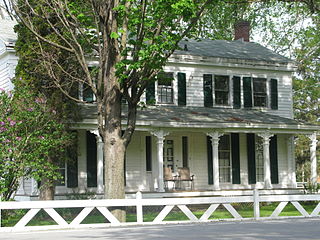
[75,105,319,135]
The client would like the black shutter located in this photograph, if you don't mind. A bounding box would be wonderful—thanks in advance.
[271,78,278,110]
[207,136,213,185]
[67,161,78,188]
[86,131,97,187]
[146,136,152,171]
[182,136,188,167]
[247,133,256,184]
[233,76,241,109]
[203,74,213,107]
[231,133,241,184]
[243,77,252,108]
[178,72,187,106]
[146,81,155,104]
[270,135,279,184]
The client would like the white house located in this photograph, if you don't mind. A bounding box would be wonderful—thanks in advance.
[0,19,318,200]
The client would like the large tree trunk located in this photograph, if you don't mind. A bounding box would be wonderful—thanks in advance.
[39,177,55,200]
[102,84,126,222]
[39,157,55,200]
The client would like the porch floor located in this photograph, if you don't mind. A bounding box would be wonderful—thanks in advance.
[125,188,304,199]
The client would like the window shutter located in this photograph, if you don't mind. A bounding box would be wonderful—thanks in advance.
[86,131,97,188]
[243,77,252,108]
[233,76,241,109]
[67,161,78,188]
[146,136,152,171]
[270,135,279,184]
[270,78,278,110]
[182,136,188,167]
[231,133,241,184]
[178,72,187,106]
[203,74,213,107]
[146,81,155,104]
[207,136,213,185]
[247,133,256,184]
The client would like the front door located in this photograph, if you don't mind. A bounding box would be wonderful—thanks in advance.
[163,138,182,172]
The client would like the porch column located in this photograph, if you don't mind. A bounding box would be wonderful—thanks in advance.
[207,131,223,190]
[286,135,297,188]
[31,178,38,196]
[308,132,318,185]
[258,132,274,189]
[151,130,169,192]
[91,130,104,194]
[77,130,87,193]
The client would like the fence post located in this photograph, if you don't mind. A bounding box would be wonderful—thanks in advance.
[136,191,143,224]
[253,189,260,220]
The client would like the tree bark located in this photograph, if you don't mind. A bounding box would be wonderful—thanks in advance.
[39,156,56,200]
[39,177,55,200]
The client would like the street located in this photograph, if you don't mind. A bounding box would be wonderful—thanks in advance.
[2,218,320,240]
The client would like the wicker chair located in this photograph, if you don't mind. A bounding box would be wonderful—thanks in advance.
[177,167,195,190]
[164,167,178,190]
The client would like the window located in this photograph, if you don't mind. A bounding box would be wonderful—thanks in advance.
[253,78,267,107]
[146,136,152,171]
[255,136,264,182]
[157,72,174,104]
[219,135,231,183]
[214,75,229,105]
[55,162,66,186]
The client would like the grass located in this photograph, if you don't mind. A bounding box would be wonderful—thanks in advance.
[1,202,319,227]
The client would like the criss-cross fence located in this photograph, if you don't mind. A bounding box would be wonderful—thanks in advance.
[0,190,320,232]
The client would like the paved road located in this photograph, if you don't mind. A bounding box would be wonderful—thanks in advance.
[2,218,320,240]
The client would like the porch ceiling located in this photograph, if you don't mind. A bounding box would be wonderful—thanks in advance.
[79,104,319,134]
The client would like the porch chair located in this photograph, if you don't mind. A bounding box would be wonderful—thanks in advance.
[164,167,178,191]
[177,167,195,190]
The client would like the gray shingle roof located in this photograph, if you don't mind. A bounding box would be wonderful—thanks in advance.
[0,19,17,45]
[175,39,293,64]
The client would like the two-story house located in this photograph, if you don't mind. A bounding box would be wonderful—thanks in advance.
[1,18,318,199]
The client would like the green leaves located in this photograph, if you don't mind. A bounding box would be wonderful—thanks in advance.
[0,86,74,200]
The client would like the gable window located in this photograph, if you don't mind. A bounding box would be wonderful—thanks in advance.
[157,72,174,104]
[253,78,267,107]
[214,75,229,105]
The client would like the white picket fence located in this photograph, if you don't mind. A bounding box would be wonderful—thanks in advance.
[0,190,320,232]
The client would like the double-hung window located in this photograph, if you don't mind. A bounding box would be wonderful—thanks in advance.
[157,72,174,104]
[214,75,230,105]
[253,78,267,107]
[219,135,231,183]
[255,136,264,182]
[203,74,230,107]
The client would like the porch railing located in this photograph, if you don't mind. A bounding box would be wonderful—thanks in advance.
[0,190,320,232]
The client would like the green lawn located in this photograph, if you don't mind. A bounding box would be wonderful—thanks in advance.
[1,202,318,227]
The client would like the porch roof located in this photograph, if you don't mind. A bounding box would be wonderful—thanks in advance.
[80,104,319,134]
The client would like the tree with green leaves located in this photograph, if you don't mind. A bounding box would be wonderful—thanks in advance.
[0,86,74,201]
[4,0,319,219]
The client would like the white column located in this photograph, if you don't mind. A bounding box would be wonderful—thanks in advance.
[207,131,223,190]
[90,130,104,194]
[151,130,169,192]
[258,132,274,189]
[31,178,38,196]
[78,130,87,193]
[286,135,297,188]
[308,132,318,185]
